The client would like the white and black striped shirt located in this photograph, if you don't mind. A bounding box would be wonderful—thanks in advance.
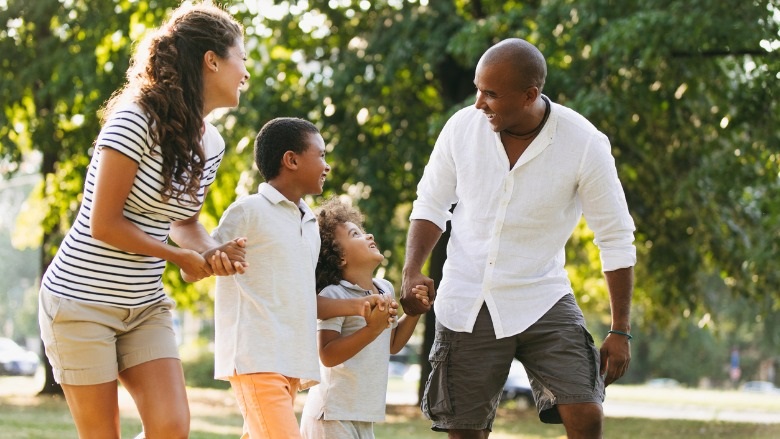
[41,104,225,307]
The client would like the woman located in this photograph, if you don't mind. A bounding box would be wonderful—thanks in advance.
[38,2,250,438]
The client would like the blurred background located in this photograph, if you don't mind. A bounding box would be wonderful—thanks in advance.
[1,0,779,398]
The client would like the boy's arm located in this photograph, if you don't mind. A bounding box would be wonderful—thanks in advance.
[318,304,389,367]
[389,314,421,354]
[389,284,428,353]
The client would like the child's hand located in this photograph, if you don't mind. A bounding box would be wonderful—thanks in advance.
[361,295,397,328]
[364,299,391,334]
[361,294,387,317]
[412,284,430,307]
[387,299,398,327]
[204,237,249,276]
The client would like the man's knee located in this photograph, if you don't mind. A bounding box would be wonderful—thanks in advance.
[558,402,603,439]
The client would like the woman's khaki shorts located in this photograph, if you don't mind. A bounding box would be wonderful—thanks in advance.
[38,289,180,385]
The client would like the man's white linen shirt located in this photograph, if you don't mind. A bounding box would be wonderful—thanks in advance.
[410,103,636,338]
[212,183,321,384]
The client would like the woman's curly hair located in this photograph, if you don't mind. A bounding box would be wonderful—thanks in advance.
[316,197,364,292]
[101,1,243,204]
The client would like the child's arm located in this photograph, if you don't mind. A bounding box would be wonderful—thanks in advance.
[390,314,421,354]
[390,285,428,354]
[318,302,390,367]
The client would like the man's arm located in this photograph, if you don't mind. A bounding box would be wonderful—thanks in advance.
[400,219,442,316]
[599,266,634,386]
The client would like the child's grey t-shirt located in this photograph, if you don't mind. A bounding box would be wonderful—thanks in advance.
[302,278,397,422]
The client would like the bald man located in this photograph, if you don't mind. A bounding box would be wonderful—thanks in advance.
[401,38,636,439]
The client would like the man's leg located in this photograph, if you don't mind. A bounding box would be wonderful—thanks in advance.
[558,402,603,439]
[421,304,515,436]
[515,294,605,437]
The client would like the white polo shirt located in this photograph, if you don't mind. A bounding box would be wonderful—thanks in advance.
[411,102,636,338]
[213,183,321,383]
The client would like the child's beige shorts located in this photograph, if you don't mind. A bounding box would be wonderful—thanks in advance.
[38,289,180,385]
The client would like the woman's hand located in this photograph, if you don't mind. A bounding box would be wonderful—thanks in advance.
[175,248,212,282]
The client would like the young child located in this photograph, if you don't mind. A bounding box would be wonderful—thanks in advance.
[208,118,392,439]
[300,198,429,439]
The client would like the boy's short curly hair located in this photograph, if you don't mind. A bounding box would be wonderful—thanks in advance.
[316,197,364,292]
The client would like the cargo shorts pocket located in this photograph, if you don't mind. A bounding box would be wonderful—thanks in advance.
[421,339,454,419]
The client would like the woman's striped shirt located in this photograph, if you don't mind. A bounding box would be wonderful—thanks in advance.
[41,103,225,307]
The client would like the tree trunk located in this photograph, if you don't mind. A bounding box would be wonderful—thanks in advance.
[37,149,63,396]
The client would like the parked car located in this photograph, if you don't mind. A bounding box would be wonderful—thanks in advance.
[501,359,535,406]
[0,337,40,377]
[388,345,420,378]
[646,378,681,388]
[741,381,779,394]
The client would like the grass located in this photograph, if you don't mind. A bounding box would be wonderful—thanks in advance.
[2,375,780,438]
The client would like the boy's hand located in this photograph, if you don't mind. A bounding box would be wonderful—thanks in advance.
[204,237,249,276]
[364,300,391,334]
[411,284,430,307]
[361,295,397,328]
[387,299,399,327]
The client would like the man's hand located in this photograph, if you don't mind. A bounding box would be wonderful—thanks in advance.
[400,270,435,316]
[600,332,631,386]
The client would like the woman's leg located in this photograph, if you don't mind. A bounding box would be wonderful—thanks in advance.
[61,381,121,439]
[119,358,190,439]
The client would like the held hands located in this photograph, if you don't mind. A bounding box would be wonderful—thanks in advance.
[181,237,248,282]
[410,284,430,307]
[600,331,632,386]
[364,297,392,334]
[400,270,435,316]
[203,237,249,276]
[361,295,398,328]
[178,249,213,283]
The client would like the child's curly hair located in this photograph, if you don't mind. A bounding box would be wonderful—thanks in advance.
[316,197,364,292]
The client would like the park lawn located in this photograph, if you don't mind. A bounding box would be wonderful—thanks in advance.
[2,387,780,439]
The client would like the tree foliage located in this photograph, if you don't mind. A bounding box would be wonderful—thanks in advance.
[2,0,779,385]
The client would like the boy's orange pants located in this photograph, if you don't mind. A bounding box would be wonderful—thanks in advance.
[228,372,302,439]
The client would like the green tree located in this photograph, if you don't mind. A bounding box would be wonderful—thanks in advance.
[245,0,780,388]
[2,0,779,397]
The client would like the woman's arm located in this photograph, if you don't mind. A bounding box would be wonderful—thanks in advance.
[90,148,212,279]
[317,295,397,327]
